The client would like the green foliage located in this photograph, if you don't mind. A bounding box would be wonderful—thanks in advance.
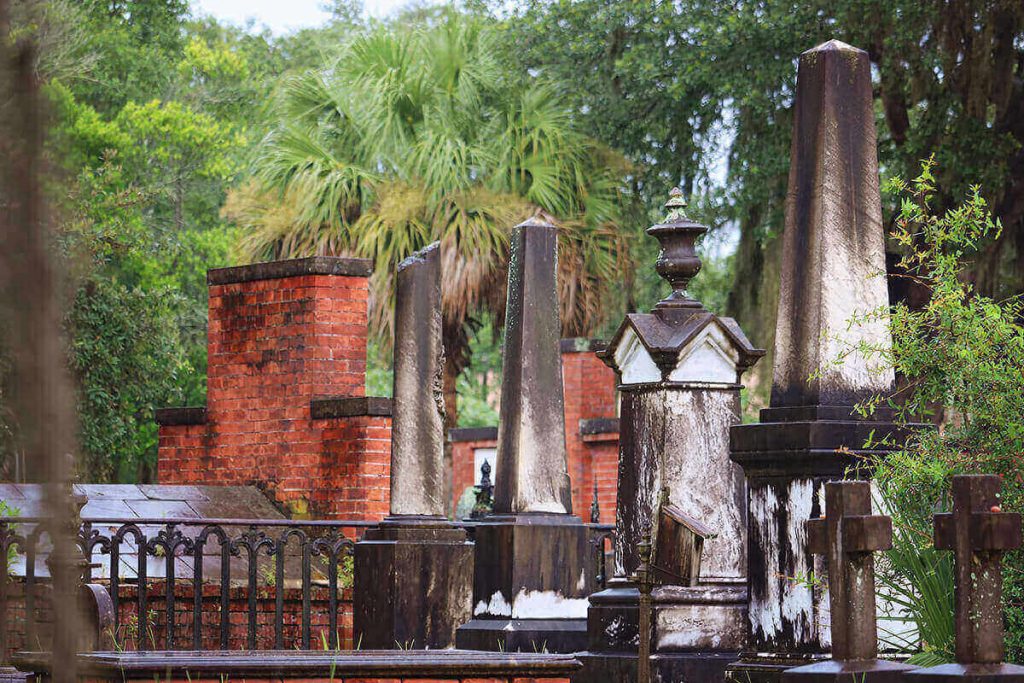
[69,278,190,482]
[231,10,630,424]
[876,502,955,665]
[845,160,1024,660]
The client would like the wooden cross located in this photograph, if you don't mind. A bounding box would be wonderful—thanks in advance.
[807,480,892,661]
[934,475,1022,665]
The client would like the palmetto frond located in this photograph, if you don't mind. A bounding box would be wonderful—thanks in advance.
[229,11,631,415]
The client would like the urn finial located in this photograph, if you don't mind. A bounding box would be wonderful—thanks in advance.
[647,188,707,310]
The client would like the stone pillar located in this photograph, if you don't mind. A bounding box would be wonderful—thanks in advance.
[354,242,473,650]
[456,217,594,654]
[576,189,764,683]
[727,40,916,683]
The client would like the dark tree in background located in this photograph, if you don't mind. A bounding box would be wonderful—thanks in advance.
[491,0,1024,402]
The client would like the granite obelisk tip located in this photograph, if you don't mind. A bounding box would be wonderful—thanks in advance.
[769,32,893,408]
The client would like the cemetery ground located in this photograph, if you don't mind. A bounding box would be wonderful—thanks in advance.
[1,3,1024,683]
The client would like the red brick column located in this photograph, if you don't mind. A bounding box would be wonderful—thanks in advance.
[560,339,618,523]
[156,257,392,520]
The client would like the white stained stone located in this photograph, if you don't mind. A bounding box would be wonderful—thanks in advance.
[475,591,512,617]
[749,478,830,647]
[511,588,590,619]
[667,323,744,385]
[614,327,662,385]
[655,601,746,651]
[662,390,746,581]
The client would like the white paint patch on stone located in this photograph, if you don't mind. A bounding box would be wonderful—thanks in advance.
[749,484,783,641]
[667,322,743,384]
[780,478,818,644]
[615,327,662,385]
[511,588,589,619]
[475,591,512,616]
[604,615,634,645]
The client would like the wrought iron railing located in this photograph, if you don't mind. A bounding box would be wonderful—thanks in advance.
[0,516,374,660]
[0,515,615,662]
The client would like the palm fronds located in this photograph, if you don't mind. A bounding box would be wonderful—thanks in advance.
[226,10,630,417]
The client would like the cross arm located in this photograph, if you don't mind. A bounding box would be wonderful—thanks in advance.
[934,511,1023,551]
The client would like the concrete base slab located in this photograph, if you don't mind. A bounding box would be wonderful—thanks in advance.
[782,659,917,682]
[904,663,1024,682]
[455,617,588,654]
[574,649,740,683]
[726,654,829,683]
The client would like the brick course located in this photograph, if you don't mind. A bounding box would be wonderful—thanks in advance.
[156,258,391,520]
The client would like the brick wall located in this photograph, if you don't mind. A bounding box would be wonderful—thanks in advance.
[1,580,354,660]
[156,258,392,520]
[560,339,618,524]
[449,341,619,522]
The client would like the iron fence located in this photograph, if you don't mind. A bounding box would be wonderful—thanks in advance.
[0,517,375,660]
[0,515,615,662]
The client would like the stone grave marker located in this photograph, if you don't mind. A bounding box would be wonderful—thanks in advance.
[354,242,474,649]
[455,216,594,653]
[577,189,764,683]
[729,39,921,683]
[782,481,915,682]
[906,475,1024,682]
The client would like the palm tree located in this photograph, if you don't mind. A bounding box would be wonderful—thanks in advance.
[226,11,630,433]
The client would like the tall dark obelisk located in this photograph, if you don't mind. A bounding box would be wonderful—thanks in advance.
[456,216,593,653]
[354,242,473,649]
[727,40,909,683]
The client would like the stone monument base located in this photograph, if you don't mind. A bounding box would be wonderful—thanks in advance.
[354,516,474,649]
[905,663,1024,682]
[783,659,917,683]
[726,653,829,683]
[575,650,741,683]
[574,581,746,682]
[455,513,594,654]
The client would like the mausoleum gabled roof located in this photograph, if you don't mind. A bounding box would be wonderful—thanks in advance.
[600,308,763,385]
[598,188,764,385]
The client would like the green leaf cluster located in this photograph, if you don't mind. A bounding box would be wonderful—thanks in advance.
[846,160,1024,661]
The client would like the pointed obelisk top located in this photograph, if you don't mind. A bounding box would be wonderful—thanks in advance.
[770,39,894,408]
[493,217,572,514]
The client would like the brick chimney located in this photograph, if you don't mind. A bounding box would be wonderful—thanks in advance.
[156,257,392,520]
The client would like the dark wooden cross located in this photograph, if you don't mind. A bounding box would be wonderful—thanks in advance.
[807,480,892,661]
[935,475,1022,665]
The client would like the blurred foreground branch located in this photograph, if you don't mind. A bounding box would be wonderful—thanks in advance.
[0,0,82,680]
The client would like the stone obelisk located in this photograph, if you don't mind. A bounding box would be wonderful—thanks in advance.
[577,190,764,683]
[455,216,594,653]
[728,40,913,683]
[354,242,473,649]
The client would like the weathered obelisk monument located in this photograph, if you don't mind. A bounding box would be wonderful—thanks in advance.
[728,40,907,683]
[455,216,594,653]
[354,242,474,649]
[577,190,764,682]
